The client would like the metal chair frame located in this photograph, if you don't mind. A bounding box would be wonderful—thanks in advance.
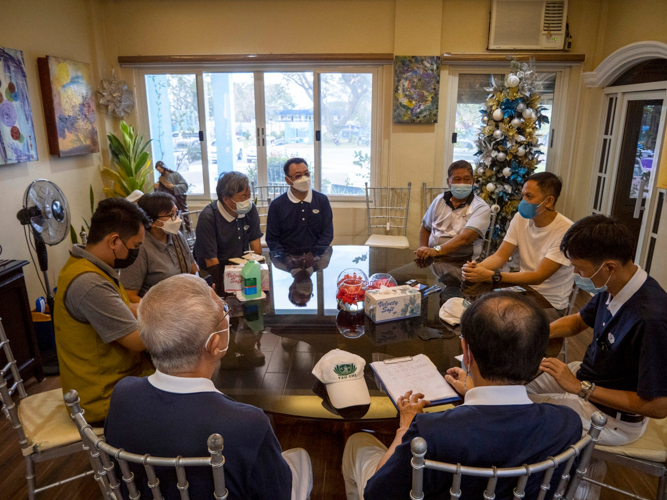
[251,182,289,233]
[180,209,203,251]
[365,182,412,237]
[409,412,607,500]
[65,389,229,500]
[0,319,96,499]
[590,448,666,500]
[421,183,443,214]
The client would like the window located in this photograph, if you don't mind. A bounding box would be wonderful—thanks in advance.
[141,67,379,199]
[447,69,564,177]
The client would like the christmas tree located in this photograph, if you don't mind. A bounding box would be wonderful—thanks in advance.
[474,59,548,253]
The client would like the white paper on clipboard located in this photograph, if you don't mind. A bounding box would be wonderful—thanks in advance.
[370,354,459,405]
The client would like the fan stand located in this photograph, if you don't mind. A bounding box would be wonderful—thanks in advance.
[32,228,59,375]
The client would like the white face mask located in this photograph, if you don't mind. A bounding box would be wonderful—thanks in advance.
[204,327,229,356]
[157,216,182,235]
[234,199,252,215]
[291,176,311,193]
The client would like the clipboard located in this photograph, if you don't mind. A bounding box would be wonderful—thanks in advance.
[370,354,460,409]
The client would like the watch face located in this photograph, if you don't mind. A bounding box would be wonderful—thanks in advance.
[434,246,441,252]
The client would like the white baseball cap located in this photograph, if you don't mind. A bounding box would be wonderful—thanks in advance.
[312,349,370,409]
[126,190,144,203]
[439,297,470,326]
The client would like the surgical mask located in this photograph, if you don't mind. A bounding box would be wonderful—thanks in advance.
[291,176,311,193]
[518,198,547,219]
[574,262,611,295]
[157,216,182,235]
[450,183,473,199]
[204,327,229,356]
[113,239,140,269]
[233,199,252,215]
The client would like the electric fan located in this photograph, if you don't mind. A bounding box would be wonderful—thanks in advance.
[16,179,71,316]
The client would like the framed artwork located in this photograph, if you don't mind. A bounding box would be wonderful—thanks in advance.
[393,56,441,124]
[38,56,99,157]
[0,47,38,165]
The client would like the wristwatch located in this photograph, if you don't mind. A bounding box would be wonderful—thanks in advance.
[434,245,441,255]
[578,380,596,401]
[491,269,502,284]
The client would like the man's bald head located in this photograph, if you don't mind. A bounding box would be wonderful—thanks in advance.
[460,291,550,384]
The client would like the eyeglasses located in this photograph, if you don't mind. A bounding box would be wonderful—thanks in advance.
[288,171,311,181]
[157,211,181,221]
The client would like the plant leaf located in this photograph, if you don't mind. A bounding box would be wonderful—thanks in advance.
[89,185,95,215]
[69,224,78,245]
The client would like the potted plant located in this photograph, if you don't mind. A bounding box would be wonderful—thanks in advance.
[103,121,152,197]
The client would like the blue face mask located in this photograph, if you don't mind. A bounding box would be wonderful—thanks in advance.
[518,198,547,219]
[450,183,473,199]
[574,262,611,295]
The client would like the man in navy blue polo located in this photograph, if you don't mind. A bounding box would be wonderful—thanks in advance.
[194,171,263,294]
[265,158,334,252]
[528,215,667,446]
[343,292,582,500]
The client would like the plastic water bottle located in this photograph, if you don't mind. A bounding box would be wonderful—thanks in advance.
[241,260,262,300]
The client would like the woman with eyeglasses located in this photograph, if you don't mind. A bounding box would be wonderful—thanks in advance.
[121,192,198,303]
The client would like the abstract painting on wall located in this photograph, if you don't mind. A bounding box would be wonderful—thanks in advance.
[38,56,99,157]
[393,56,441,124]
[0,47,38,165]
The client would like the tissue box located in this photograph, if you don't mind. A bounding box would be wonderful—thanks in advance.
[224,264,270,292]
[365,285,421,323]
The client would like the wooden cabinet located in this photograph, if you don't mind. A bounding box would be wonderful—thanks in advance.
[0,260,44,382]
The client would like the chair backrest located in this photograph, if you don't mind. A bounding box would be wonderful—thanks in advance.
[64,390,229,500]
[0,318,30,454]
[251,182,290,232]
[409,412,607,500]
[365,182,412,237]
[180,209,203,251]
[422,183,443,214]
[479,204,500,260]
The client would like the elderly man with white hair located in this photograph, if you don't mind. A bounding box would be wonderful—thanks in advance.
[104,274,313,500]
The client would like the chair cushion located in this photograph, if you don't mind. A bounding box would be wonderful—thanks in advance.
[365,234,410,249]
[595,417,667,463]
[17,388,103,454]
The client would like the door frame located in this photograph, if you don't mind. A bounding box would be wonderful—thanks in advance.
[590,87,667,264]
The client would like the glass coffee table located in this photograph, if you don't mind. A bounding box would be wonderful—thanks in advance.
[213,245,562,421]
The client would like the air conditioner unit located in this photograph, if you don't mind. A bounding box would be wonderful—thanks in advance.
[488,0,568,50]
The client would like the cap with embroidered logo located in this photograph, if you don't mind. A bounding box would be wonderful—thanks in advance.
[311,349,370,409]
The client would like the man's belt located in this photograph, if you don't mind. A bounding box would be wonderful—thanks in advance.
[591,401,645,423]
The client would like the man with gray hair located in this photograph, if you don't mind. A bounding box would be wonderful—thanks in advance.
[194,171,263,294]
[105,274,313,500]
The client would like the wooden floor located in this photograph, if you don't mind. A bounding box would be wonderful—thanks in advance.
[1,291,660,499]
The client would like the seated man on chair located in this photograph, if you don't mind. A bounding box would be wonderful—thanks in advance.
[527,215,667,446]
[194,171,263,294]
[415,160,491,259]
[343,291,582,500]
[105,274,313,500]
[462,172,574,319]
[54,198,154,425]
[266,157,334,252]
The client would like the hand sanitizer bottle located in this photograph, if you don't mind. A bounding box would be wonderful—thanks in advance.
[241,260,262,299]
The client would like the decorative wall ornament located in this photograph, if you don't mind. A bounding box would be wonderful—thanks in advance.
[38,56,100,157]
[97,70,134,118]
[392,56,441,124]
[0,47,38,165]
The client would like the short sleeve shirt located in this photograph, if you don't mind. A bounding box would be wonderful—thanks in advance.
[578,273,667,399]
[503,212,574,309]
[194,201,263,268]
[422,192,491,256]
[120,231,195,296]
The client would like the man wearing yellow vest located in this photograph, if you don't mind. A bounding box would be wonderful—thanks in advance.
[54,198,154,424]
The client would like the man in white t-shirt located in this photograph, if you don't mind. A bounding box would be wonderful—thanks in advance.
[462,172,574,317]
[415,160,491,259]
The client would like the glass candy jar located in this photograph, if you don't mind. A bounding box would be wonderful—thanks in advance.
[367,273,398,290]
[336,269,368,312]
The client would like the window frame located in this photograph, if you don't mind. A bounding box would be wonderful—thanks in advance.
[442,65,569,182]
[134,63,383,203]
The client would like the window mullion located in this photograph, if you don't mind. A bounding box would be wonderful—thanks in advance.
[254,71,268,186]
[313,71,322,192]
[195,72,210,200]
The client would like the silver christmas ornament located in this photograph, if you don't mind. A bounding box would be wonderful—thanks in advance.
[493,129,504,140]
[522,108,534,120]
[497,152,507,162]
[502,167,512,177]
[482,116,489,124]
[516,103,526,113]
[510,118,521,128]
[97,70,135,118]
[517,146,526,157]
[492,108,504,121]
[506,74,520,87]
[477,167,486,175]
[486,183,496,193]
[531,136,539,145]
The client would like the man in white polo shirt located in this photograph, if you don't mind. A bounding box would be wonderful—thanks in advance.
[415,160,491,259]
[462,172,574,319]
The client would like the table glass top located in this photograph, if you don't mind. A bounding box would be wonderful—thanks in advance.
[213,246,556,420]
